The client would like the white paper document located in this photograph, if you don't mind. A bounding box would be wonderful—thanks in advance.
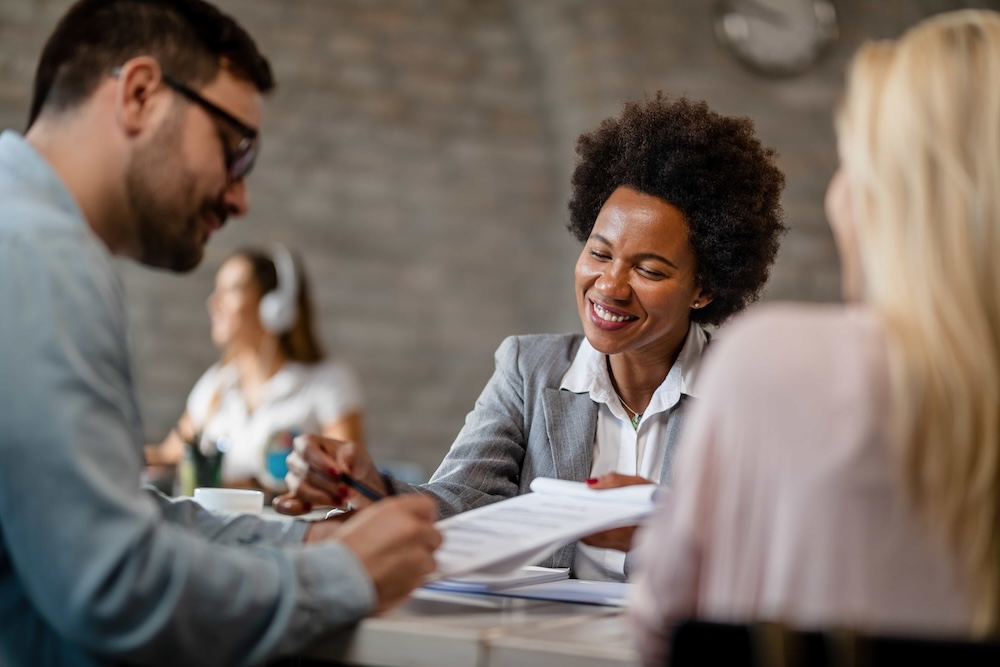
[432,477,658,578]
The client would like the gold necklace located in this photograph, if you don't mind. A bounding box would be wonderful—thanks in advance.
[606,357,643,430]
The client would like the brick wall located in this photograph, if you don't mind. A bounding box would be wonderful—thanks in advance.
[1,0,993,477]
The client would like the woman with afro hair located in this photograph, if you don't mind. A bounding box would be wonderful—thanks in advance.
[278,92,786,582]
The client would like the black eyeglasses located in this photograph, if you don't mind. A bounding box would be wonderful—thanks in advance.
[159,73,259,182]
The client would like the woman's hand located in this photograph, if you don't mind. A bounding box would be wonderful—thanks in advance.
[579,472,655,552]
[272,433,387,515]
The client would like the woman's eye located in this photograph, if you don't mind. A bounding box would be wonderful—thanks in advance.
[638,267,665,279]
[589,249,611,261]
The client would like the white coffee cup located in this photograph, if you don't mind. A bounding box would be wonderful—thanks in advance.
[193,488,264,515]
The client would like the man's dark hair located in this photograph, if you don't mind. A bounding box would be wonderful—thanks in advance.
[568,93,786,326]
[27,0,274,128]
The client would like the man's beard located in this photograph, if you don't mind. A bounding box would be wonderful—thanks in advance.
[125,116,217,273]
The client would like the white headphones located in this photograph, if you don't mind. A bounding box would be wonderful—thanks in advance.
[258,243,301,335]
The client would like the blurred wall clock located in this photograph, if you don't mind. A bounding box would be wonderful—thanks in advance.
[713,0,840,77]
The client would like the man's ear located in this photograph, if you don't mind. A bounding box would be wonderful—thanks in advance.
[114,56,167,137]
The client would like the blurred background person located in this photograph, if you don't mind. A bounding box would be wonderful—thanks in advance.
[630,9,1000,665]
[146,244,363,500]
[277,93,787,582]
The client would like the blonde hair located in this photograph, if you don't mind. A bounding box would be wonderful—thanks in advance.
[836,10,1000,635]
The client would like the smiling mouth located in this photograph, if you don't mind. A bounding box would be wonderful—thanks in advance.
[592,301,638,323]
[202,211,226,234]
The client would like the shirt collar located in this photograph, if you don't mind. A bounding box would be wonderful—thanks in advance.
[559,322,708,408]
[0,131,85,229]
[675,322,708,398]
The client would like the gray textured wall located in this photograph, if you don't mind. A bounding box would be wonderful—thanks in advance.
[1,0,996,478]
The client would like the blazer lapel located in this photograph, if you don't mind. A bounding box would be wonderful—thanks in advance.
[542,388,598,482]
[658,395,690,483]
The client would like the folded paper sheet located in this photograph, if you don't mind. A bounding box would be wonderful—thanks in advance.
[432,478,658,578]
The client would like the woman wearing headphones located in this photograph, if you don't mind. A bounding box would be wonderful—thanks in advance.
[146,245,364,499]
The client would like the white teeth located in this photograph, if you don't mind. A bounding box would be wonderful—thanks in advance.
[593,302,630,323]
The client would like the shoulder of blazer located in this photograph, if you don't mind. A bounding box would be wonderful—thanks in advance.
[497,333,584,388]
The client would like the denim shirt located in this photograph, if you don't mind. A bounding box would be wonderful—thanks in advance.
[0,131,374,666]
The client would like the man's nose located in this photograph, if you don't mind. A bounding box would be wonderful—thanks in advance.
[222,178,249,217]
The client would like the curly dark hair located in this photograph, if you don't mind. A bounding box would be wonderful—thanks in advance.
[568,93,786,326]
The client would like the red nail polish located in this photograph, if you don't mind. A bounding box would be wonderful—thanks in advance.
[327,466,339,478]
[585,478,598,485]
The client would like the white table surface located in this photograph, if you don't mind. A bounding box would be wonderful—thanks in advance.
[488,612,639,667]
[301,588,640,667]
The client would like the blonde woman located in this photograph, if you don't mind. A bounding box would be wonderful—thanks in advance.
[630,9,1000,665]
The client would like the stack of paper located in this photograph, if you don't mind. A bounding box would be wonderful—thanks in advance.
[424,566,630,607]
[487,579,630,607]
[424,566,569,593]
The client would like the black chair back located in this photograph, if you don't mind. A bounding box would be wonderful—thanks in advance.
[670,619,1000,667]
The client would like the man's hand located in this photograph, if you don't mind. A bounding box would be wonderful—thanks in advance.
[335,495,442,613]
[273,434,386,515]
[578,472,654,552]
[302,509,354,543]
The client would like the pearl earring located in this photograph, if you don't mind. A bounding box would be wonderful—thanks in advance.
[692,302,700,308]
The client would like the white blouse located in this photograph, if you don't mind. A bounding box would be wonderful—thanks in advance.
[559,321,707,581]
[186,359,362,490]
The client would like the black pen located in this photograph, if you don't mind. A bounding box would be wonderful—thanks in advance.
[337,472,386,502]
[312,467,388,502]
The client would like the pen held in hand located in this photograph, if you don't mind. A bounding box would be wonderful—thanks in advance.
[311,466,387,502]
[338,472,386,502]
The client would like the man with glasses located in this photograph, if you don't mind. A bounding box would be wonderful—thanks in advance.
[0,1,440,665]
[158,72,261,182]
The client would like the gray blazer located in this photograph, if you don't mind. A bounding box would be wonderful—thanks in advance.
[403,333,692,575]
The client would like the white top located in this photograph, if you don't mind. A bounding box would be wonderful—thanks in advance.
[187,359,362,490]
[560,321,707,581]
[629,305,971,667]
